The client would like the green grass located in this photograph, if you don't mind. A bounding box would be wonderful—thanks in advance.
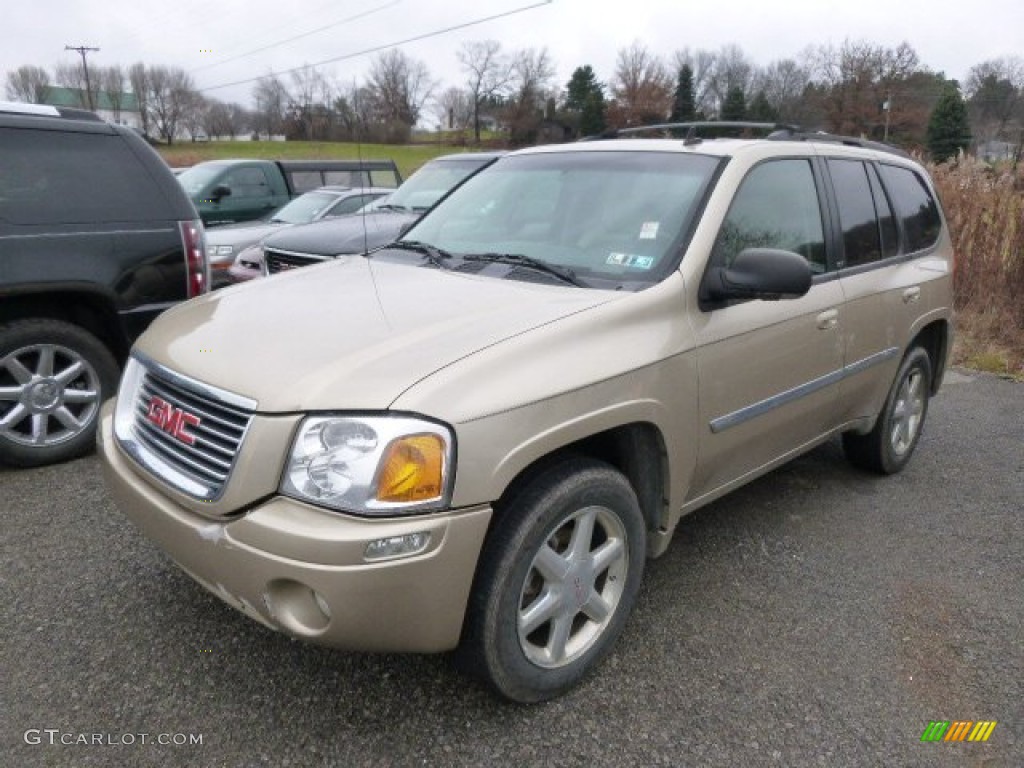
[157,141,467,179]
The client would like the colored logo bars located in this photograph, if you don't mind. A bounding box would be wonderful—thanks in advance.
[920,721,997,742]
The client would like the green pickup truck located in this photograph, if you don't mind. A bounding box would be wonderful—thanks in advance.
[176,158,402,227]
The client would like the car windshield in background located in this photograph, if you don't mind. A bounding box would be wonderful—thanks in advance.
[400,151,721,289]
[270,191,337,224]
[175,164,224,196]
[384,159,490,212]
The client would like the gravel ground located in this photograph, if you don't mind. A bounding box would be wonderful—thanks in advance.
[2,368,1021,768]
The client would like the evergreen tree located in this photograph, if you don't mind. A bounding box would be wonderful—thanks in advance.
[927,83,971,163]
[566,66,602,111]
[720,85,747,120]
[566,65,606,136]
[580,90,607,136]
[747,90,779,123]
[670,64,696,122]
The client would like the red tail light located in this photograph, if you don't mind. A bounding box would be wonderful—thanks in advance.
[179,219,209,298]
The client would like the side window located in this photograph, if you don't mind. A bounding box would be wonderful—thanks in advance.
[867,165,899,259]
[326,195,373,217]
[828,159,881,268]
[877,164,942,253]
[223,167,270,199]
[0,127,168,224]
[714,159,827,273]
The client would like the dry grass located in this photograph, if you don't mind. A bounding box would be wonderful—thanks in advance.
[928,159,1024,378]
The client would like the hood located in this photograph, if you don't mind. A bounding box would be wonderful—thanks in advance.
[261,210,417,257]
[205,221,284,248]
[136,256,616,412]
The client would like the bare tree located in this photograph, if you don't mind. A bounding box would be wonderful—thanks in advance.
[610,41,672,126]
[458,40,513,143]
[55,61,98,108]
[673,48,721,117]
[146,66,197,144]
[252,72,290,138]
[98,65,126,124]
[505,47,556,144]
[753,58,812,123]
[432,86,473,132]
[806,40,923,137]
[365,49,435,143]
[965,56,1024,144]
[128,62,151,137]
[5,65,51,103]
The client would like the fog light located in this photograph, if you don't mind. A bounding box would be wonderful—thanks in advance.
[364,532,431,561]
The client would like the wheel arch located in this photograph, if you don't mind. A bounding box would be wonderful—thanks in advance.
[0,290,128,363]
[487,421,670,549]
[908,318,951,395]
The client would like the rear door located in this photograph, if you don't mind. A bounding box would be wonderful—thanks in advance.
[826,157,947,425]
[691,156,845,498]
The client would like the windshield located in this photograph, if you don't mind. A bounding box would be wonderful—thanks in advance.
[175,165,226,196]
[385,158,490,212]
[401,151,721,289]
[271,191,337,224]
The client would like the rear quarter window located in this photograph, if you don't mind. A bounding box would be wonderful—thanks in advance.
[877,164,942,253]
[0,127,171,225]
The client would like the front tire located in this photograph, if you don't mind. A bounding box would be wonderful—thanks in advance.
[843,346,932,474]
[0,319,119,467]
[458,457,646,703]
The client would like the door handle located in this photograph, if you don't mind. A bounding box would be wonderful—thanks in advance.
[816,309,839,330]
[903,286,921,304]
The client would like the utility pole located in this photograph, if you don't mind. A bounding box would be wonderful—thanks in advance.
[882,91,892,142]
[64,45,100,111]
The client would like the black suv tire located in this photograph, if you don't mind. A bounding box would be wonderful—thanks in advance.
[0,319,119,466]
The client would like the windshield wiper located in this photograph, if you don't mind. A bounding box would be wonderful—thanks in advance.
[382,240,454,269]
[462,252,584,287]
[374,203,411,213]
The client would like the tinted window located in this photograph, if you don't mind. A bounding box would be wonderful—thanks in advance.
[867,165,899,259]
[326,194,380,217]
[878,164,941,253]
[0,127,170,225]
[223,167,271,199]
[828,159,881,268]
[715,159,827,273]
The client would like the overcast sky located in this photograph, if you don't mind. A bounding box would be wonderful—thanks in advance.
[4,0,1022,109]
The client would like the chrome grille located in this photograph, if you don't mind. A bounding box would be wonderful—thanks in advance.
[121,360,255,501]
[265,248,324,274]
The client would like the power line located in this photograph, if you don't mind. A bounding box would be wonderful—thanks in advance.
[197,0,553,93]
[189,0,400,75]
[64,45,100,110]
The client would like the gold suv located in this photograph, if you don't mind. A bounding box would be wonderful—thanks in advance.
[99,125,954,702]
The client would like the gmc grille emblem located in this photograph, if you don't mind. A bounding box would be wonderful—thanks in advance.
[146,395,201,446]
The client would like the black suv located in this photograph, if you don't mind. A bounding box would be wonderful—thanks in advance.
[0,101,209,467]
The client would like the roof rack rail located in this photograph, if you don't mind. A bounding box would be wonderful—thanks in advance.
[580,121,797,144]
[0,101,103,122]
[580,120,909,158]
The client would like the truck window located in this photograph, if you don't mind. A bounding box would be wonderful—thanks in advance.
[223,167,272,199]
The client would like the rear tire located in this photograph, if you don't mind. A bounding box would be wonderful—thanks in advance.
[843,346,932,475]
[457,457,646,703]
[0,319,119,467]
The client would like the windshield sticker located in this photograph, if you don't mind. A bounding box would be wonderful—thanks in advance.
[606,253,655,270]
[639,221,660,240]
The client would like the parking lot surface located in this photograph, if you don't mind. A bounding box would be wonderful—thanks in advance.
[2,369,1020,767]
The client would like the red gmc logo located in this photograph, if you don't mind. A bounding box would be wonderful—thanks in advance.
[146,395,201,446]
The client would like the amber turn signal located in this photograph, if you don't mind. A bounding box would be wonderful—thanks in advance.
[376,434,445,503]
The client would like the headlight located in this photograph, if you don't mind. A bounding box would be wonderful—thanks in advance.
[207,245,234,260]
[280,415,454,516]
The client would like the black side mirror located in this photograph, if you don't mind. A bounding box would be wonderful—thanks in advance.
[705,248,812,302]
[211,184,231,202]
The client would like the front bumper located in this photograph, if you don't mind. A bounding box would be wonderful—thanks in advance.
[98,401,492,653]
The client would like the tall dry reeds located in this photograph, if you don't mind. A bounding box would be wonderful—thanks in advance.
[928,159,1023,374]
